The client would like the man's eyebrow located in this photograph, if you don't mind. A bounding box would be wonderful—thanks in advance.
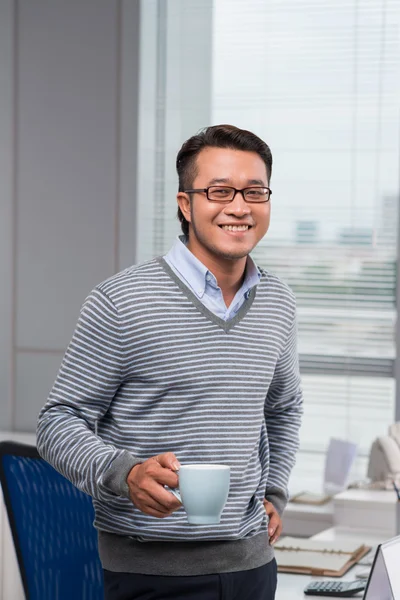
[207,178,267,186]
[247,179,267,186]
[208,178,231,185]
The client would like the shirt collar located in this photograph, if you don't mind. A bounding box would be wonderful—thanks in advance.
[165,235,261,299]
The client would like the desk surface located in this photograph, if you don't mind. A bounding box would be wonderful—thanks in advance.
[335,488,397,505]
[285,500,335,515]
[276,527,383,599]
[283,499,334,537]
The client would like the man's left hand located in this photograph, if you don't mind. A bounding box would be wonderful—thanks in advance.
[263,499,282,545]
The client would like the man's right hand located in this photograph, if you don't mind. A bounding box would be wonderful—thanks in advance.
[126,453,182,518]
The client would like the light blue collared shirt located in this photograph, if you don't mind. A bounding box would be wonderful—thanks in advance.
[163,236,261,321]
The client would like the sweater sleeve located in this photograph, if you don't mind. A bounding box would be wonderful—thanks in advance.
[36,288,139,501]
[264,305,303,515]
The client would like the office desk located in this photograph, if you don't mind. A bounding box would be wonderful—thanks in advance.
[334,488,399,537]
[283,499,334,537]
[276,527,383,599]
[284,487,399,540]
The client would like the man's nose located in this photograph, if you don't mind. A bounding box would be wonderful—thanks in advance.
[224,190,251,216]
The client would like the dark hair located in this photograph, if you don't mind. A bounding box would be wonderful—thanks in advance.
[176,124,273,236]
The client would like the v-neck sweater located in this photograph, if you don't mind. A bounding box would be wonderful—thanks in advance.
[37,257,303,576]
[163,235,261,320]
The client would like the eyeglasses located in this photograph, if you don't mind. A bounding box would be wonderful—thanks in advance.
[184,186,272,204]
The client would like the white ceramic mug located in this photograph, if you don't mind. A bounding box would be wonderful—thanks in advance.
[167,464,230,525]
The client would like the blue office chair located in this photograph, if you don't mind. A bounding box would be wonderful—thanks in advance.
[0,441,103,600]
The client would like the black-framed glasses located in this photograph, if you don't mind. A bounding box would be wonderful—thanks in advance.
[184,186,272,204]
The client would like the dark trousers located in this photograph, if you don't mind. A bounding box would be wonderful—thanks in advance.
[103,560,277,600]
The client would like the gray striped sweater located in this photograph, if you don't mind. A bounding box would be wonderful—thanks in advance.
[37,257,303,576]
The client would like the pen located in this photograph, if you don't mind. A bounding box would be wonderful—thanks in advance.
[392,480,400,502]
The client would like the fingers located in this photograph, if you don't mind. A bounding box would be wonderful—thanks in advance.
[263,499,282,545]
[144,457,180,489]
[126,454,182,518]
[155,452,181,472]
[269,514,282,545]
[132,482,180,517]
[129,482,181,517]
[141,477,181,510]
[270,527,282,545]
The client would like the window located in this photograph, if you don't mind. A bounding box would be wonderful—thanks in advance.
[137,0,400,492]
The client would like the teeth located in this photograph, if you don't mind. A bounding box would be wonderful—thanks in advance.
[221,225,249,232]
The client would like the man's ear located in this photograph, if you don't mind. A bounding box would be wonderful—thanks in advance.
[177,192,191,224]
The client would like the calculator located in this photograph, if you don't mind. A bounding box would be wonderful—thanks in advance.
[304,579,367,597]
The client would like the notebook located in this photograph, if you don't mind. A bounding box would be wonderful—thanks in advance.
[274,536,371,577]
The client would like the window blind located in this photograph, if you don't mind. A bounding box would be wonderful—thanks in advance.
[212,0,400,491]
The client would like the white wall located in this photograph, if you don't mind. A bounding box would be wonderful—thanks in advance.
[0,0,140,431]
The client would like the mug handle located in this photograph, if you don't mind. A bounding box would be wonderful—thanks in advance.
[165,485,182,503]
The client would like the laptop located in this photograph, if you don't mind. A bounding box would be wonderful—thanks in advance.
[363,534,400,599]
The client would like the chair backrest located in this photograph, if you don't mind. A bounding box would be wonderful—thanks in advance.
[0,441,103,600]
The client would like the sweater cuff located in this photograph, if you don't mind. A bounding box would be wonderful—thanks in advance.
[265,486,288,516]
[101,450,142,498]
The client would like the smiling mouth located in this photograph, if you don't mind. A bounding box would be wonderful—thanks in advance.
[219,225,252,232]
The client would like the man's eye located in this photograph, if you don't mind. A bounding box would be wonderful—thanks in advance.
[213,188,231,196]
[246,189,263,197]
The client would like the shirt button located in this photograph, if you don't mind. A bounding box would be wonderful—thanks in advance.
[206,274,211,281]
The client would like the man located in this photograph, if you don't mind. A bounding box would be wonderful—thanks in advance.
[37,124,303,600]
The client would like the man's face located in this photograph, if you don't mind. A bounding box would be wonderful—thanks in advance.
[177,147,271,264]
